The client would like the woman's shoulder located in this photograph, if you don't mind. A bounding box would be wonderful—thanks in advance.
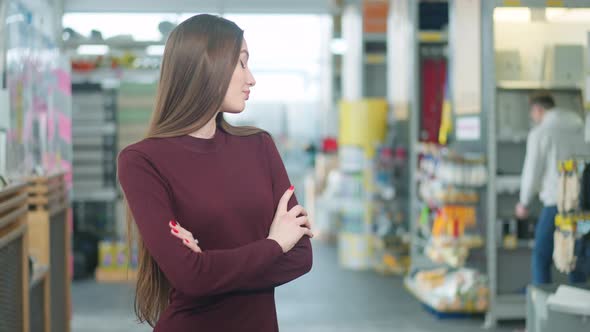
[241,131,282,162]
[118,137,172,164]
[246,131,275,147]
[225,130,273,149]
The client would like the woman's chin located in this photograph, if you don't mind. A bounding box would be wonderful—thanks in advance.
[221,107,246,114]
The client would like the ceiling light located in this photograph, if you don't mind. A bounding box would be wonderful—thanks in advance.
[330,38,347,55]
[77,45,109,55]
[546,8,590,23]
[494,8,531,22]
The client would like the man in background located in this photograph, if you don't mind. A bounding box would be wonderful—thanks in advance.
[515,91,588,285]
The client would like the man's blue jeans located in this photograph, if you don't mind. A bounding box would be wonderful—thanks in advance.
[532,206,587,285]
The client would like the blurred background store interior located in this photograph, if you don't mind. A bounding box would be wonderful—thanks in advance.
[1,0,590,332]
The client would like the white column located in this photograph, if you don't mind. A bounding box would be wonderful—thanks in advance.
[319,15,335,137]
[54,0,65,48]
[342,0,363,101]
[387,0,417,122]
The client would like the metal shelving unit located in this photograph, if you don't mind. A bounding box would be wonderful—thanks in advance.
[484,0,590,328]
[406,0,489,272]
[71,83,119,238]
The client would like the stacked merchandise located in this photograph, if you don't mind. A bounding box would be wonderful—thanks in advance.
[309,138,339,241]
[425,206,480,268]
[95,240,138,282]
[116,82,157,152]
[417,144,486,268]
[553,159,590,275]
[406,144,488,314]
[71,83,119,279]
[337,144,372,270]
[335,99,393,270]
[372,145,410,275]
[70,52,160,73]
[85,82,157,282]
[3,0,35,179]
[325,99,409,273]
[405,268,489,314]
[71,84,118,233]
[1,1,74,330]
[3,0,73,182]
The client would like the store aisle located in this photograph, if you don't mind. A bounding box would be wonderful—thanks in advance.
[72,242,518,332]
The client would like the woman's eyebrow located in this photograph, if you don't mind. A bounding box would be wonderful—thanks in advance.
[240,50,250,59]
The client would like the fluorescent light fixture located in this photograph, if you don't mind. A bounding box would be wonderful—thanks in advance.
[545,8,567,20]
[146,45,165,56]
[494,8,531,22]
[546,8,590,23]
[77,45,109,55]
[330,38,347,55]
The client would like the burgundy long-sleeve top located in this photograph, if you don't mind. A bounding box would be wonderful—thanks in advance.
[117,127,313,331]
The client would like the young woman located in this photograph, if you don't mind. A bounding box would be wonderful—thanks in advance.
[117,14,314,331]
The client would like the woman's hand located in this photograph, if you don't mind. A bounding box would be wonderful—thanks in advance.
[169,220,202,253]
[267,186,314,253]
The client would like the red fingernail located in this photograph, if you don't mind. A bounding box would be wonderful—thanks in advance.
[289,185,294,191]
[173,229,179,234]
[185,239,190,244]
[171,220,177,226]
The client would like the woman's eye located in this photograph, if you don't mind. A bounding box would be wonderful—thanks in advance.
[240,60,246,68]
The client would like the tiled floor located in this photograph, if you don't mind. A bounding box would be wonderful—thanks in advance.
[71,242,522,332]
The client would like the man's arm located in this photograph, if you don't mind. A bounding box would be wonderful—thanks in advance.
[519,129,545,207]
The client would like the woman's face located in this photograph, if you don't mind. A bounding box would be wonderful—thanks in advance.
[221,39,256,113]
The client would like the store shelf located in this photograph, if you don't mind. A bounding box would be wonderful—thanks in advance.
[73,188,119,202]
[500,239,534,251]
[497,80,582,91]
[72,68,160,85]
[315,196,365,211]
[496,175,521,194]
[410,252,448,271]
[72,123,116,136]
[415,173,486,189]
[404,276,486,314]
[73,151,114,163]
[65,39,164,49]
[418,198,479,207]
[495,0,590,9]
[497,133,528,143]
[95,268,137,283]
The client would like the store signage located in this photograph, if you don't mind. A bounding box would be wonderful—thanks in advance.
[363,0,388,34]
[456,116,481,141]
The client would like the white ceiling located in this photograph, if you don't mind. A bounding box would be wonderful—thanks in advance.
[64,0,340,14]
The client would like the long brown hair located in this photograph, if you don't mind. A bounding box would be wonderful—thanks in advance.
[126,14,264,327]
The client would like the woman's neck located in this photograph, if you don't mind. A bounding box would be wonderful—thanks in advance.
[189,113,218,139]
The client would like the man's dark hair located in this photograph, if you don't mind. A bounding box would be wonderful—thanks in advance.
[529,91,555,110]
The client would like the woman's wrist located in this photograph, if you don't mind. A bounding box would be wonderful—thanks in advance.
[267,237,286,253]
